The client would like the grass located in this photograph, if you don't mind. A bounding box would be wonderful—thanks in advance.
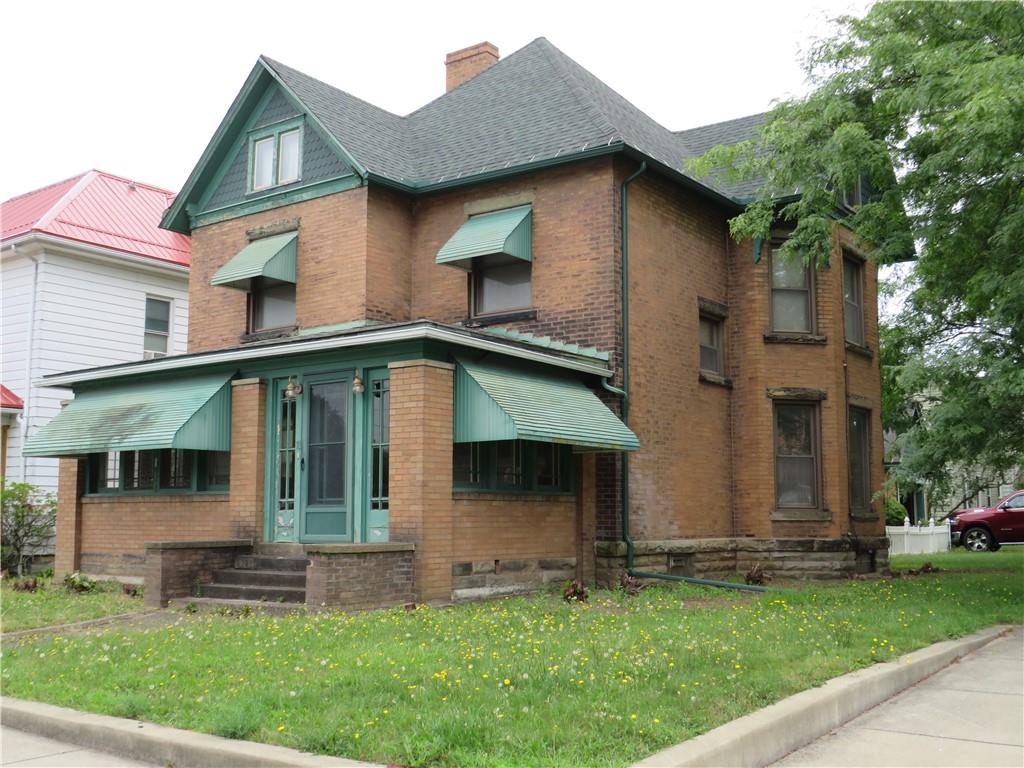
[891,546,1024,573]
[1,577,145,633]
[2,550,1022,768]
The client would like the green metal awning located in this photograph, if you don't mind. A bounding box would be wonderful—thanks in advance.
[211,231,297,289]
[436,205,532,270]
[454,358,639,452]
[23,373,233,457]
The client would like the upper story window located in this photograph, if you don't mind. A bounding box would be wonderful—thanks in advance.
[699,314,724,375]
[144,297,171,358]
[843,256,865,346]
[248,278,296,333]
[770,248,814,334]
[250,124,302,192]
[472,254,532,317]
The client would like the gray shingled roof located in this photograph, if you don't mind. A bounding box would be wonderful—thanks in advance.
[262,38,767,201]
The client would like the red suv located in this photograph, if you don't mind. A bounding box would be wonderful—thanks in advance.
[949,490,1024,551]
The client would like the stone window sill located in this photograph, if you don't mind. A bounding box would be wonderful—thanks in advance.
[462,309,537,327]
[240,326,297,344]
[764,333,827,345]
[452,491,573,502]
[849,511,879,521]
[845,341,874,359]
[771,508,832,522]
[698,371,733,388]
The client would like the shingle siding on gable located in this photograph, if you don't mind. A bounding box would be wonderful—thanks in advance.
[201,85,353,214]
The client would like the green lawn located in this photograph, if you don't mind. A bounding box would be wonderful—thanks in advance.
[891,546,1024,573]
[1,578,145,633]
[2,551,1022,768]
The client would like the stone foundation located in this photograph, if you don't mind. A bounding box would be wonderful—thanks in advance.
[451,557,576,601]
[144,539,253,607]
[595,537,889,586]
[305,543,415,611]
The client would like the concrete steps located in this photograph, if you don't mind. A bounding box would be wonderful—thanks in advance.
[192,550,309,607]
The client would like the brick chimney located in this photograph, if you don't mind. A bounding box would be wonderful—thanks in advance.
[445,42,499,92]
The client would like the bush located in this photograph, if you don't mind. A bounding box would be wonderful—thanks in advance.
[562,579,589,603]
[1,481,56,577]
[885,496,909,526]
[63,571,97,593]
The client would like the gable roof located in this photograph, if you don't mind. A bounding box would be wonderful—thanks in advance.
[165,38,768,232]
[3,171,191,267]
[1,384,23,410]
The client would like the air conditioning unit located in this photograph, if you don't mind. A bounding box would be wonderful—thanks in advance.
[143,351,167,360]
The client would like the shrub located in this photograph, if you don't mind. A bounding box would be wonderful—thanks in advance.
[885,496,909,526]
[1,481,56,576]
[63,571,97,593]
[562,579,589,603]
[618,573,647,596]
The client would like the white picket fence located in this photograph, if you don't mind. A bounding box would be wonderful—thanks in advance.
[886,521,952,556]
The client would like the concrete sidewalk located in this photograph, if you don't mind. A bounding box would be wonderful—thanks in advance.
[1,727,156,766]
[773,626,1023,767]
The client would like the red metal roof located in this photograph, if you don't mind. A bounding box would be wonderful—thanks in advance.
[1,171,190,267]
[1,384,24,410]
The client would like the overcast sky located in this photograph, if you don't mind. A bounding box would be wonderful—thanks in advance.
[1,0,867,202]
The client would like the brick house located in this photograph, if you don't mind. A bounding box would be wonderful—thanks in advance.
[27,39,887,609]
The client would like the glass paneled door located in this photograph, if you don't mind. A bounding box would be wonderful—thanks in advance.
[301,375,351,539]
[269,373,353,542]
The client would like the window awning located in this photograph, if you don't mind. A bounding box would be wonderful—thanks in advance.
[454,358,639,452]
[23,373,233,457]
[436,205,532,270]
[210,231,297,289]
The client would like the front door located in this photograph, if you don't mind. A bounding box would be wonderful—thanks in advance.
[269,373,352,542]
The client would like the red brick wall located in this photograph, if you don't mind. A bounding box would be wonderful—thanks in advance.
[625,170,734,540]
[54,457,86,576]
[365,185,413,323]
[451,493,576,562]
[79,495,232,577]
[228,379,266,540]
[410,158,620,363]
[187,188,370,352]
[305,548,414,610]
[388,359,456,602]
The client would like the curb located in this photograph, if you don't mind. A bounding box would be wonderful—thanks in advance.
[0,698,384,768]
[632,624,1013,768]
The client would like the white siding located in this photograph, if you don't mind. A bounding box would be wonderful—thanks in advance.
[1,254,36,483]
[1,246,189,493]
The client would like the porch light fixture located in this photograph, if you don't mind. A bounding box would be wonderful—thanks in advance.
[284,377,303,398]
[352,375,365,394]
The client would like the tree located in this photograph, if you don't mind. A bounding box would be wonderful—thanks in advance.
[1,481,57,576]
[692,1,1024,508]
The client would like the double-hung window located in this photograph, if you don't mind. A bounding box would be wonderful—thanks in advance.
[250,123,302,192]
[843,256,865,346]
[248,278,296,333]
[144,297,171,358]
[848,407,871,513]
[472,254,532,317]
[770,248,814,334]
[774,402,820,509]
[699,314,724,375]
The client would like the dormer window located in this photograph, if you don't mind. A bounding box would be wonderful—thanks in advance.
[249,123,302,192]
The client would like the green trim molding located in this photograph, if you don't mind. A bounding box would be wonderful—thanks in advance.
[24,373,233,457]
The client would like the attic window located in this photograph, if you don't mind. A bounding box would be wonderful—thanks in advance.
[249,122,303,192]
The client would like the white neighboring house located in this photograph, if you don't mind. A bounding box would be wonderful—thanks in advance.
[1,170,191,493]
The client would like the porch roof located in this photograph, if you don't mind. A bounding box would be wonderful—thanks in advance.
[454,357,639,452]
[23,372,232,457]
[35,320,613,388]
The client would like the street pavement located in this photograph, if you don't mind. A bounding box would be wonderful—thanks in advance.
[0,727,156,767]
[773,625,1024,767]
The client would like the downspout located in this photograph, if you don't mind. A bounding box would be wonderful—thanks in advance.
[609,161,766,593]
[19,250,40,483]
